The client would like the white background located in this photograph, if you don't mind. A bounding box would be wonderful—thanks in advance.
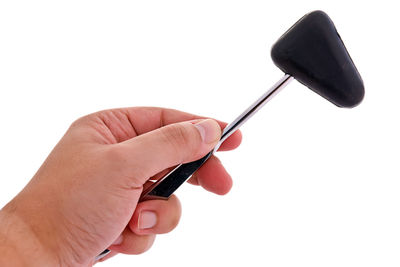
[1,1,399,266]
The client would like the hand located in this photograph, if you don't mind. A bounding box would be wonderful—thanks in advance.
[0,107,242,266]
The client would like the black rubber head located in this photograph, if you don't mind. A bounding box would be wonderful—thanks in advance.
[271,11,364,108]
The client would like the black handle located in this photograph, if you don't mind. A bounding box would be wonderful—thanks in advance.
[140,151,214,201]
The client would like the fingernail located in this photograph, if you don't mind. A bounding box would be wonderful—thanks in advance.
[139,211,157,230]
[111,235,123,245]
[194,119,221,144]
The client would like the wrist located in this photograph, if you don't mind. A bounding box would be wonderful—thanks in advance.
[0,202,59,267]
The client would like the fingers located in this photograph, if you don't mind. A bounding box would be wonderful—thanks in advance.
[187,155,233,195]
[118,119,222,185]
[107,195,181,256]
[109,228,156,255]
[217,129,242,152]
[129,195,181,235]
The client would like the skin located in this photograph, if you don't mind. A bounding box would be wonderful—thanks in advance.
[0,107,242,266]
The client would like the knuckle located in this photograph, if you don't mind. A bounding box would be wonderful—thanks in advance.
[69,116,87,129]
[69,113,97,133]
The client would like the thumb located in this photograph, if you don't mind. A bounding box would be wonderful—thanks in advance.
[120,119,221,185]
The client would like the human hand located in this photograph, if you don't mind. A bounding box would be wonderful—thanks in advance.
[0,107,241,266]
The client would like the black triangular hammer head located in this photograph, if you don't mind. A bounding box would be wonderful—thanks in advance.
[271,11,364,108]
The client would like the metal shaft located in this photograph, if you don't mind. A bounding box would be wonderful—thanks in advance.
[214,74,293,151]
